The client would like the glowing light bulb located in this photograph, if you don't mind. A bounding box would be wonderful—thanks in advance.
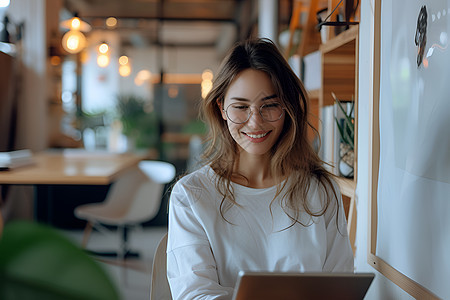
[119,65,131,77]
[201,80,213,99]
[135,70,151,86]
[71,17,81,30]
[202,69,213,81]
[97,54,110,67]
[119,55,129,65]
[99,43,109,54]
[0,0,10,8]
[106,17,117,28]
[61,30,86,54]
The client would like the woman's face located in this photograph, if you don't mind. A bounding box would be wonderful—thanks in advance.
[221,69,285,156]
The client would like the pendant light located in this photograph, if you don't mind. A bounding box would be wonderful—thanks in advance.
[60,13,91,54]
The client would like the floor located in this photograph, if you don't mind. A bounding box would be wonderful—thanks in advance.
[61,225,168,300]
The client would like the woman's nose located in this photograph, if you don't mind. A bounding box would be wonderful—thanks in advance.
[246,107,264,125]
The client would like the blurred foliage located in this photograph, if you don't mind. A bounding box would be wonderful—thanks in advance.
[116,95,159,149]
[0,221,120,300]
[76,111,107,132]
[182,119,208,135]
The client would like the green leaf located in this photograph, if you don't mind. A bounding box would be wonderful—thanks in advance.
[332,92,355,150]
[0,221,120,300]
[116,95,159,148]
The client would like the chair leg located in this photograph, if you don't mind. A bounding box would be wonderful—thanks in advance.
[118,225,126,261]
[81,221,93,248]
[0,207,3,238]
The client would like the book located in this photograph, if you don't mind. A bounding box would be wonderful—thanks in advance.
[0,149,35,170]
[302,50,321,91]
[320,105,334,172]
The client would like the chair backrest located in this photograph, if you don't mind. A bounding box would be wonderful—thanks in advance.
[123,161,176,223]
[150,233,172,300]
[100,166,148,213]
[138,160,176,184]
[100,161,176,224]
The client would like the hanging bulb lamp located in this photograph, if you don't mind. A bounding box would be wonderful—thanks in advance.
[61,30,86,54]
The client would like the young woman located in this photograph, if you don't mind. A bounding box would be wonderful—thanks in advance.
[166,38,354,299]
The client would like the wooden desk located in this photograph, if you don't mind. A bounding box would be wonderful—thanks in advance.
[0,151,145,185]
[0,150,147,226]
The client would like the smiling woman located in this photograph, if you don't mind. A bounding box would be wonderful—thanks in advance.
[166,38,354,300]
[220,69,286,159]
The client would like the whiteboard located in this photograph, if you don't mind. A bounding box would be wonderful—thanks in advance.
[369,0,450,299]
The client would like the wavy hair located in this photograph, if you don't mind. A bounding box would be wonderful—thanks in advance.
[200,38,339,227]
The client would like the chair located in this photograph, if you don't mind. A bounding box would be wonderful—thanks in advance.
[150,233,172,300]
[74,160,176,259]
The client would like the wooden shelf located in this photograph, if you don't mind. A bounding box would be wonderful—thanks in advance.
[285,0,328,58]
[335,176,356,198]
[287,1,360,256]
[307,88,319,99]
[320,25,359,107]
[335,175,357,256]
[320,25,359,257]
[320,25,359,53]
[307,89,320,143]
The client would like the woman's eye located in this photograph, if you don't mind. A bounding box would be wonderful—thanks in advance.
[264,103,280,108]
[232,105,248,110]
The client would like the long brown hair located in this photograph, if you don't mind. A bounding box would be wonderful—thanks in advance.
[201,38,339,227]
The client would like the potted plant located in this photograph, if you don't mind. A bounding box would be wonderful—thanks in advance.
[0,221,119,300]
[116,95,159,151]
[332,92,355,178]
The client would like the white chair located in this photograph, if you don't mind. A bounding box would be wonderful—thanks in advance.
[74,160,176,259]
[150,233,172,300]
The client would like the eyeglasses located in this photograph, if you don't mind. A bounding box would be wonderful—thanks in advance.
[223,102,285,124]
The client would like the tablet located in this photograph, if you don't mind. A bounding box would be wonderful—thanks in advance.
[232,271,375,300]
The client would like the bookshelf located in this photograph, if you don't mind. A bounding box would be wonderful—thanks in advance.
[320,24,359,256]
[286,0,359,254]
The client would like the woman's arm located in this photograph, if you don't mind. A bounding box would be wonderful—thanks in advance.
[167,182,234,300]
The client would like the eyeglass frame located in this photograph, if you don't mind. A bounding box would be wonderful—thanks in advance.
[222,100,286,124]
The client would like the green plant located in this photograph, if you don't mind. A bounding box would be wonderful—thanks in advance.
[0,221,120,300]
[332,92,355,150]
[116,95,159,149]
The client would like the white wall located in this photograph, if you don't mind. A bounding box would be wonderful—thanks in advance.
[355,1,414,299]
[82,30,122,113]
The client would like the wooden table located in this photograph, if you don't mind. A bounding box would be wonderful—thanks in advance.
[0,150,146,185]
[0,150,147,226]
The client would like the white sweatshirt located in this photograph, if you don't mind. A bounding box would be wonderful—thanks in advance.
[167,165,354,300]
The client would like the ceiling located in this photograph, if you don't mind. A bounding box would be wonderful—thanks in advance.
[62,0,258,52]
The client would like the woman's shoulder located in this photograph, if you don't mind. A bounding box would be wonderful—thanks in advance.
[307,172,341,194]
[170,165,217,206]
[175,165,215,188]
[289,171,339,192]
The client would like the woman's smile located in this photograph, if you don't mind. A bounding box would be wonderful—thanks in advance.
[242,130,272,142]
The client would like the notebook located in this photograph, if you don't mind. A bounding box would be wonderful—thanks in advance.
[232,271,375,300]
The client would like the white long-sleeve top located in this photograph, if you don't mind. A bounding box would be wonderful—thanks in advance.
[167,165,354,300]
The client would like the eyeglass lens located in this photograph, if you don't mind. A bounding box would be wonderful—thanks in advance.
[226,102,284,124]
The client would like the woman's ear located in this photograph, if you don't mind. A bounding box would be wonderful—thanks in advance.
[217,99,227,120]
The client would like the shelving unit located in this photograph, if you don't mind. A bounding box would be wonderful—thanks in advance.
[285,0,359,254]
[320,25,358,107]
[321,25,358,256]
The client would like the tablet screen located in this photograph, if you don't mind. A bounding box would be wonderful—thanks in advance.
[232,271,375,300]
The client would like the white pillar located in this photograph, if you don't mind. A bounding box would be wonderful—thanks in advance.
[258,0,278,44]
